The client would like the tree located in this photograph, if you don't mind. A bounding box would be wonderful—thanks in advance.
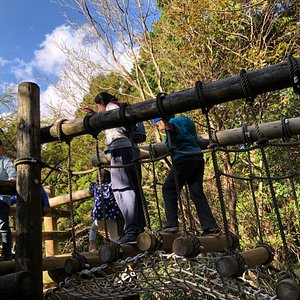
[55,0,165,104]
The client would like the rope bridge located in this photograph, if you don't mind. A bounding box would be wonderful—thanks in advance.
[2,56,299,300]
[46,57,299,299]
[46,251,280,300]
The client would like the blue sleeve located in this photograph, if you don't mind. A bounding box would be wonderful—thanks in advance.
[10,195,17,205]
[41,187,50,208]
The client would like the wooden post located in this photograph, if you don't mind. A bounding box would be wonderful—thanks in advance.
[137,231,182,252]
[0,271,34,299]
[44,185,57,256]
[99,244,142,264]
[16,82,43,299]
[216,245,274,278]
[172,232,239,257]
[276,278,300,300]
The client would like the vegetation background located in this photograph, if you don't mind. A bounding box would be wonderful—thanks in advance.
[0,1,299,298]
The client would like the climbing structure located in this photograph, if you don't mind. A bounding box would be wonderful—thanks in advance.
[1,57,300,300]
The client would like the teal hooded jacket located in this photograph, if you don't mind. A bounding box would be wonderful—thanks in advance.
[165,116,203,161]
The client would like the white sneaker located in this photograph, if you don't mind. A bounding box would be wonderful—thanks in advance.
[163,226,179,233]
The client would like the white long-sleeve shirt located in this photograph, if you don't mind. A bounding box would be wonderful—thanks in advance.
[0,155,16,205]
[104,102,132,150]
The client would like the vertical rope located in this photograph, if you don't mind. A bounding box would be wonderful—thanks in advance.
[151,160,163,230]
[56,119,77,253]
[66,140,77,252]
[183,185,194,231]
[240,70,294,272]
[242,124,264,242]
[194,81,231,247]
[281,118,300,218]
[83,111,110,241]
[95,137,109,241]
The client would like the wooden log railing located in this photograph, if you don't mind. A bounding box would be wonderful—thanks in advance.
[40,58,299,144]
[89,116,300,165]
[0,252,101,276]
[49,189,92,208]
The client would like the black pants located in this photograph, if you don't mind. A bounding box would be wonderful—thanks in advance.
[111,147,146,235]
[162,159,218,230]
[0,201,11,257]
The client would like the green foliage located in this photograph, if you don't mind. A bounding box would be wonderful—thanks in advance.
[4,0,300,286]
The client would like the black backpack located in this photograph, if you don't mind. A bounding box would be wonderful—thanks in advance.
[130,122,146,144]
[118,102,146,144]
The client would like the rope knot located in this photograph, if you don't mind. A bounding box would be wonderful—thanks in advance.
[155,92,173,122]
[287,55,300,94]
[194,80,210,114]
[83,111,99,139]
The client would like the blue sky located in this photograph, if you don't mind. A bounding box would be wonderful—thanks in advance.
[0,0,88,116]
[0,0,67,83]
[0,0,159,117]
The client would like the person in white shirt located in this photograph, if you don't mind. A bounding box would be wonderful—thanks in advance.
[0,139,16,260]
[84,92,145,244]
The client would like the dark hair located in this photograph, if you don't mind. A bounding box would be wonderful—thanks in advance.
[94,92,116,106]
[0,139,2,146]
[100,169,111,183]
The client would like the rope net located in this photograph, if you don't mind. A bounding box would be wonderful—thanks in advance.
[46,251,280,300]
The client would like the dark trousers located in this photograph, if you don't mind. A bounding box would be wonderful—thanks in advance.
[0,201,12,257]
[111,147,146,235]
[162,159,218,230]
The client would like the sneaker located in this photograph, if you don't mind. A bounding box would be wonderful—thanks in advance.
[163,226,179,233]
[117,233,138,245]
[201,227,221,236]
[89,244,97,253]
[0,255,13,261]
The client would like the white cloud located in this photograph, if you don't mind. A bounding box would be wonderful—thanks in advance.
[0,57,8,66]
[12,58,35,82]
[34,25,77,75]
[9,23,137,119]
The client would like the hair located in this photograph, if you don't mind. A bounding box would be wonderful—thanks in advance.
[0,139,2,146]
[100,169,111,183]
[94,92,116,106]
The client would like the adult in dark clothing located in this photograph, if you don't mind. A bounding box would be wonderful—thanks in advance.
[154,116,220,235]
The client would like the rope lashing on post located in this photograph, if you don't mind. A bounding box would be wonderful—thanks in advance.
[287,55,300,95]
[56,119,72,143]
[195,80,211,115]
[83,111,100,139]
[14,157,42,167]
